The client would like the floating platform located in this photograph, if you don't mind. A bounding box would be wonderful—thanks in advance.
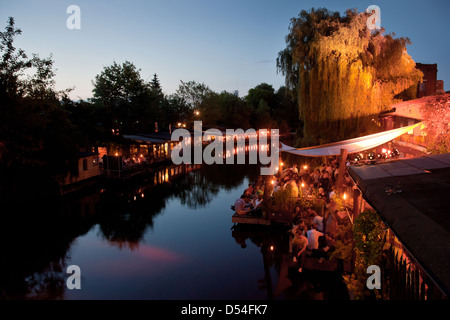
[232,213,272,226]
[231,212,291,226]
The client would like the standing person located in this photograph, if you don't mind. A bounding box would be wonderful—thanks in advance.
[290,225,308,272]
[312,211,324,233]
[306,224,324,251]
[325,209,338,236]
[291,164,299,175]
[311,169,320,188]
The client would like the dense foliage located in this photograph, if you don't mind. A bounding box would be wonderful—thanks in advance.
[277,8,423,146]
[344,209,386,300]
[1,17,300,184]
[0,17,81,179]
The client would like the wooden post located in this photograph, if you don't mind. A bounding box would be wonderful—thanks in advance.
[263,173,272,219]
[352,188,361,221]
[336,148,348,195]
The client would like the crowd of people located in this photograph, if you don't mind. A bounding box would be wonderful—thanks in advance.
[278,158,353,272]
[233,180,265,217]
[272,160,353,200]
[233,156,355,273]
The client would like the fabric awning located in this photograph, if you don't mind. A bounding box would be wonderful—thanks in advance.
[280,122,422,157]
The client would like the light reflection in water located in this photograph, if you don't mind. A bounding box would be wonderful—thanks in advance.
[0,161,348,300]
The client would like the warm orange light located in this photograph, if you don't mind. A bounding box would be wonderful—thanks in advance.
[343,193,347,200]
[141,193,145,198]
[115,152,119,156]
[280,162,284,166]
[270,245,274,251]
[301,182,305,188]
[303,165,308,170]
[271,180,274,185]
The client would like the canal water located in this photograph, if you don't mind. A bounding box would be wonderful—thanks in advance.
[0,163,348,300]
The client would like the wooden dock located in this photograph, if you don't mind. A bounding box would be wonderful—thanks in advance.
[231,212,291,226]
[232,213,272,226]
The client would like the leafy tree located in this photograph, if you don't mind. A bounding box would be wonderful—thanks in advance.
[217,91,252,129]
[277,8,422,146]
[92,61,158,134]
[150,73,163,101]
[175,80,212,112]
[0,17,80,180]
[254,99,276,129]
[343,209,386,300]
[197,91,223,128]
[159,94,191,129]
[275,86,299,135]
[245,83,277,112]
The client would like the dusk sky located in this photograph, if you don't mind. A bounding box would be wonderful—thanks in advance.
[1,0,449,100]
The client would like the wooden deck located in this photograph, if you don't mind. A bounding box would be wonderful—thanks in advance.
[288,256,353,273]
[231,212,291,226]
[232,213,272,226]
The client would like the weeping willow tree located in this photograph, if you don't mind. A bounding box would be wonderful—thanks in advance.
[277,8,423,146]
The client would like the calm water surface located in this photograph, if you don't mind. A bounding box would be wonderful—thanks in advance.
[0,164,347,300]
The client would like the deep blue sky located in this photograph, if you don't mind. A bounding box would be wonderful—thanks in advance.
[1,0,449,100]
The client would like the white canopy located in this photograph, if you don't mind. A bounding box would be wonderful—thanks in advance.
[280,122,422,157]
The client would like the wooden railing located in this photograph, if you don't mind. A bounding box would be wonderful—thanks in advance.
[380,246,446,300]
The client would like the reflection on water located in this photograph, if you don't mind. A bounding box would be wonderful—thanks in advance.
[0,163,348,300]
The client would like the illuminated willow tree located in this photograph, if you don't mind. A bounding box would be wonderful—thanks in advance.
[277,8,423,146]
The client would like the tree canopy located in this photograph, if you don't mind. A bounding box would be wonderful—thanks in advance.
[92,61,160,134]
[0,17,80,179]
[277,8,423,146]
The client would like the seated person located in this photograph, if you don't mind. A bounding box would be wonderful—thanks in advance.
[253,191,263,209]
[234,194,261,217]
[234,194,252,215]
[244,183,254,197]
[310,232,336,262]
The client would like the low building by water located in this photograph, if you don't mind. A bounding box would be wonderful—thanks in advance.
[349,153,450,299]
